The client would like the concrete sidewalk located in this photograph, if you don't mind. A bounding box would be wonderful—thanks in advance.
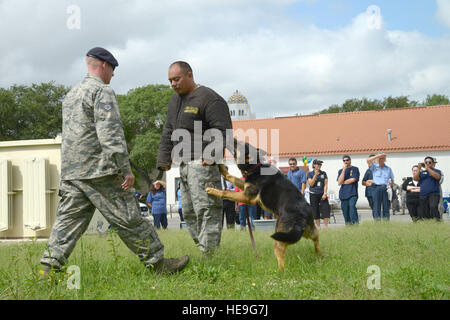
[1,208,447,243]
[164,208,450,230]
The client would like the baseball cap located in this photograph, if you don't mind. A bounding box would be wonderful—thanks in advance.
[313,159,323,165]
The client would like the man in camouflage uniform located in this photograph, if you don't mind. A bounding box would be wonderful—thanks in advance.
[157,61,232,255]
[40,47,189,275]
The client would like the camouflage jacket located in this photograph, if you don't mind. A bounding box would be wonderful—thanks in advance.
[61,73,132,180]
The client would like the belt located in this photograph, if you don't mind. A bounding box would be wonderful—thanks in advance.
[372,184,387,187]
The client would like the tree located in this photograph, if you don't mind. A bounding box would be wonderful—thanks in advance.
[0,88,17,140]
[0,82,69,141]
[117,84,173,188]
[421,94,450,106]
[315,95,419,114]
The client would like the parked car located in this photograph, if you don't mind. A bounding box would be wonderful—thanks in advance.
[139,202,150,216]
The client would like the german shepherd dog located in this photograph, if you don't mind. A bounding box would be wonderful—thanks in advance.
[205,139,320,270]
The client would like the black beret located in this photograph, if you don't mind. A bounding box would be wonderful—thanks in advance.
[86,47,118,68]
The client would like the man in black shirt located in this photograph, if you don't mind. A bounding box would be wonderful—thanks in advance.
[157,61,233,255]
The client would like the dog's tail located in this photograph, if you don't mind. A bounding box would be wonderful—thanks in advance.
[271,225,304,244]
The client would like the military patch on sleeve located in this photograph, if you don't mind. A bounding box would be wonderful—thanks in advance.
[99,102,112,111]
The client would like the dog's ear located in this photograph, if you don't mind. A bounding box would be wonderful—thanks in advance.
[233,138,238,151]
[257,148,267,158]
[234,139,246,164]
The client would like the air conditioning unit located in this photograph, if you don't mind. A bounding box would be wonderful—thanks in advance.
[23,155,52,231]
[0,158,13,232]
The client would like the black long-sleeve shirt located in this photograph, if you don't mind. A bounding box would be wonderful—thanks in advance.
[157,86,233,170]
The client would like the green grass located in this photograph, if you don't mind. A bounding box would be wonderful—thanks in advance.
[0,221,449,300]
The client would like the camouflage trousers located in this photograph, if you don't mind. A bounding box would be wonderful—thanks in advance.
[40,175,164,268]
[179,161,223,253]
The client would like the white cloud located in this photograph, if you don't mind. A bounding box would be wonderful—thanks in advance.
[436,0,450,28]
[1,1,450,118]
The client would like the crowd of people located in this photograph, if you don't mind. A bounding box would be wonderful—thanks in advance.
[363,154,444,222]
[136,153,445,231]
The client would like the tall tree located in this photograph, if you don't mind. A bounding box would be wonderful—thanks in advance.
[0,88,17,140]
[422,94,450,106]
[117,84,173,188]
[0,82,69,141]
[315,95,419,114]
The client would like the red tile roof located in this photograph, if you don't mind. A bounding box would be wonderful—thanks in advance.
[232,105,450,157]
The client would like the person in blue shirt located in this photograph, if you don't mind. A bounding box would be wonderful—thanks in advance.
[367,153,395,221]
[417,156,442,221]
[146,180,168,229]
[362,154,376,213]
[337,155,360,225]
[286,158,306,195]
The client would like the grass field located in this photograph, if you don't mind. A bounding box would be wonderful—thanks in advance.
[0,221,449,300]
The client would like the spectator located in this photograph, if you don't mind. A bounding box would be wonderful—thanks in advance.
[135,191,145,202]
[147,180,168,229]
[263,210,274,220]
[362,154,376,213]
[337,155,360,225]
[400,177,408,215]
[176,185,184,229]
[286,157,306,195]
[417,157,442,221]
[367,153,394,221]
[221,168,236,229]
[402,165,421,222]
[438,172,445,219]
[235,177,258,230]
[263,157,278,219]
[255,204,264,220]
[307,159,330,230]
[391,183,401,214]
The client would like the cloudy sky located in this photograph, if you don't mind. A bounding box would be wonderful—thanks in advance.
[1,0,450,117]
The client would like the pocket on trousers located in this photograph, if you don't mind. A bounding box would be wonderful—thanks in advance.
[104,176,140,227]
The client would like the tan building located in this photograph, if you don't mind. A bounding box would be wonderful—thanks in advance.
[0,137,61,238]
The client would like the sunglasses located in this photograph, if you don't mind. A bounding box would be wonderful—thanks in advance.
[425,161,433,164]
[343,159,350,162]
